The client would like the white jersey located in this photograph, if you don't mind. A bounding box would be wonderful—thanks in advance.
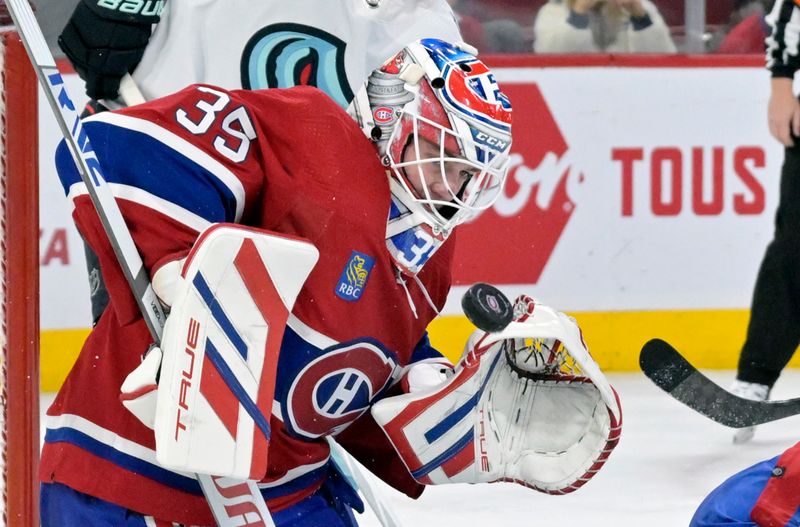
[132,0,462,107]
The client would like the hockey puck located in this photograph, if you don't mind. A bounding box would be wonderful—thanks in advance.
[461,283,513,333]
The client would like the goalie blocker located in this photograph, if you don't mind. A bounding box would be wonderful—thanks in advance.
[121,224,319,480]
[372,296,622,493]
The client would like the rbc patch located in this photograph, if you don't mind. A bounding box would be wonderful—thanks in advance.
[335,251,375,302]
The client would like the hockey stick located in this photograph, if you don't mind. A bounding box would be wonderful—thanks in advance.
[327,439,402,527]
[640,338,800,427]
[116,72,402,527]
[4,3,274,525]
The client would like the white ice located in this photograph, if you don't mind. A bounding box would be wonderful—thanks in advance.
[39,370,800,527]
[356,371,800,527]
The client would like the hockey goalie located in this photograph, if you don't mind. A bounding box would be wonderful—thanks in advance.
[41,35,619,526]
[373,294,622,494]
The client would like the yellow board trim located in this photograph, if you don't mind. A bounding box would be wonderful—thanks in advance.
[427,309,800,370]
[40,328,89,392]
[40,309,800,392]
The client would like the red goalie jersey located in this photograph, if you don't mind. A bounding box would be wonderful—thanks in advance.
[41,84,454,525]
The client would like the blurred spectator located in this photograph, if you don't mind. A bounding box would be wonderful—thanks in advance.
[33,0,79,57]
[447,0,489,51]
[714,0,770,54]
[484,18,528,52]
[533,0,676,53]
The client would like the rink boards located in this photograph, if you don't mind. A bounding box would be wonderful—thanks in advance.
[38,56,800,391]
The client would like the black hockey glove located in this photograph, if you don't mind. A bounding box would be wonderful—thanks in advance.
[58,0,163,101]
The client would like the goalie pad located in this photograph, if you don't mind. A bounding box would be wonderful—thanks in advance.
[152,223,318,480]
[371,296,622,494]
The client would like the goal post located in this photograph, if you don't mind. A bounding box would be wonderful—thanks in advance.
[0,23,39,527]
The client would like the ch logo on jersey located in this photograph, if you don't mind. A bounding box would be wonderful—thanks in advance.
[286,340,398,438]
[335,250,375,302]
[241,23,354,108]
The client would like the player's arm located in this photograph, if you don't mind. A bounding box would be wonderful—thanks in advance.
[766,0,800,145]
[59,0,163,101]
[54,84,264,324]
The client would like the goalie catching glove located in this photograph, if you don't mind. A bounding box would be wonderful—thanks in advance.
[120,224,318,480]
[371,296,622,494]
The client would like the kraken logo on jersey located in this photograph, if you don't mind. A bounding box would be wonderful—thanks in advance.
[241,23,354,108]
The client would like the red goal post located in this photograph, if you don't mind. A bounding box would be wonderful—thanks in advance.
[0,17,40,527]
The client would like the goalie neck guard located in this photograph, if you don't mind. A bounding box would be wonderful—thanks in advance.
[349,39,513,275]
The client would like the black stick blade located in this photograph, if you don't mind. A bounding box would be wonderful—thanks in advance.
[639,338,694,393]
[461,283,513,333]
[640,338,800,428]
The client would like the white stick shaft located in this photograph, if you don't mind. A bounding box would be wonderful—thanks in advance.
[4,2,275,525]
[328,439,403,527]
[6,0,166,340]
[119,73,147,106]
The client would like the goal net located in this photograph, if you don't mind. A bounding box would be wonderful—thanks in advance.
[0,22,40,527]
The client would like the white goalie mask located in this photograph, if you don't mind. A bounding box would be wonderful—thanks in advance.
[349,39,513,274]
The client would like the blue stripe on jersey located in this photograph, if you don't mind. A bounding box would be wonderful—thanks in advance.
[45,423,330,503]
[42,475,356,527]
[409,332,447,364]
[54,121,238,223]
[689,453,800,527]
[259,461,330,501]
[44,427,203,495]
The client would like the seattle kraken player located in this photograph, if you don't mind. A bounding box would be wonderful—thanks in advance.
[59,0,463,327]
[59,0,461,107]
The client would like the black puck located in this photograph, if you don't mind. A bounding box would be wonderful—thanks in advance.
[461,283,513,332]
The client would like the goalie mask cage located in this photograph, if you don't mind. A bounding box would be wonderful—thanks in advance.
[0,25,40,527]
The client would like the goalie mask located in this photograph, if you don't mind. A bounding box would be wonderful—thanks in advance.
[349,39,513,275]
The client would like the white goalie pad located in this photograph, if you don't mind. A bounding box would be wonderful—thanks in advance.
[371,296,622,494]
[153,223,318,480]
